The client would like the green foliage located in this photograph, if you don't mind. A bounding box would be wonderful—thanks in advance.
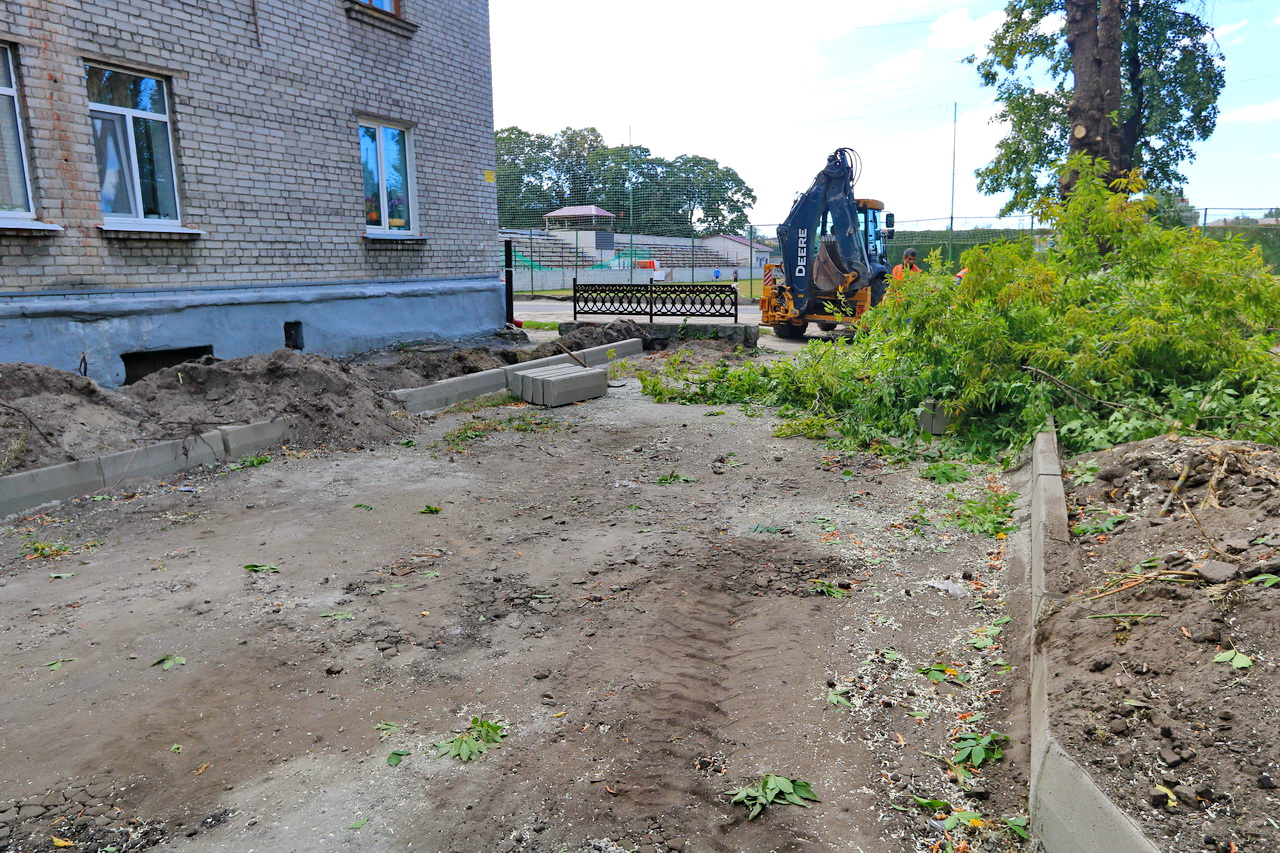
[639,159,1280,457]
[655,471,695,485]
[444,413,558,452]
[228,454,271,470]
[726,774,819,819]
[1072,512,1128,537]
[495,126,757,236]
[419,505,442,515]
[952,730,1009,768]
[1067,459,1101,484]
[809,579,846,599]
[1213,646,1253,669]
[1247,574,1280,588]
[922,461,969,484]
[972,0,1224,214]
[916,663,970,685]
[23,539,69,558]
[952,490,1019,536]
[243,563,280,573]
[435,715,509,762]
[152,654,186,671]
[772,414,834,439]
[386,749,411,767]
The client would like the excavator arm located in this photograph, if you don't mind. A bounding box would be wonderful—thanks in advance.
[773,148,872,319]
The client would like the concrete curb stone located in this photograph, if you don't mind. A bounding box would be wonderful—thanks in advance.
[1,420,293,522]
[1026,426,1159,853]
[392,338,644,414]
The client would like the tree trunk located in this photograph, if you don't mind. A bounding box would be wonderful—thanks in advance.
[1063,0,1126,194]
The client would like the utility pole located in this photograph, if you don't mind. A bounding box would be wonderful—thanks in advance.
[949,102,957,265]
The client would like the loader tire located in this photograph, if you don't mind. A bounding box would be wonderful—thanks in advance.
[815,322,838,332]
[772,322,809,340]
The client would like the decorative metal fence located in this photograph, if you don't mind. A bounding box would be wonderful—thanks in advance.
[572,283,738,323]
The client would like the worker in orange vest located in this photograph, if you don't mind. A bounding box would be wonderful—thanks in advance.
[891,248,921,280]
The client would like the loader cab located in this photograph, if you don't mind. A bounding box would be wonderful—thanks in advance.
[856,199,893,268]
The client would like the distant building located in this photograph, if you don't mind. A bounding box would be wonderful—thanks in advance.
[0,0,501,385]
[699,234,773,269]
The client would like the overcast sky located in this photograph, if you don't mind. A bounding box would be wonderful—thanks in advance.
[490,0,1279,228]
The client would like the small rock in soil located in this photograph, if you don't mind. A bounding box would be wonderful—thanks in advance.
[1195,560,1239,584]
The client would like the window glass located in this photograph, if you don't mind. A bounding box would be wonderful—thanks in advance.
[360,125,381,228]
[133,116,178,219]
[0,94,28,212]
[0,52,10,88]
[361,0,396,11]
[382,126,410,231]
[91,112,135,216]
[86,66,167,114]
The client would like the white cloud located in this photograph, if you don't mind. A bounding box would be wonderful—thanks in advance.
[926,8,1004,55]
[1220,98,1280,123]
[1037,12,1064,36]
[1214,19,1248,40]
[490,0,1018,222]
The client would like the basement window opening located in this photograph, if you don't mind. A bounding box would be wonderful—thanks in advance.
[120,345,213,384]
[284,321,304,350]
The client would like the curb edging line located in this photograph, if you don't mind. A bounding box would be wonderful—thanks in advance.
[1026,427,1160,853]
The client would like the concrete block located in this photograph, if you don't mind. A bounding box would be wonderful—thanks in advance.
[1032,430,1061,480]
[391,368,508,413]
[575,337,644,366]
[515,365,584,401]
[0,459,107,520]
[501,354,574,385]
[219,418,292,458]
[1032,740,1157,853]
[99,430,225,485]
[537,368,607,407]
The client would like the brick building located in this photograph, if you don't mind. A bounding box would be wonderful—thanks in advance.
[0,0,502,385]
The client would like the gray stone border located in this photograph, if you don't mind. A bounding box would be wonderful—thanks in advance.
[2,340,648,520]
[0,418,291,522]
[1025,428,1160,853]
[389,338,644,414]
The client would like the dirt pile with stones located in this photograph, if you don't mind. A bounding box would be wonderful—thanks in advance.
[1044,435,1280,852]
[0,350,408,475]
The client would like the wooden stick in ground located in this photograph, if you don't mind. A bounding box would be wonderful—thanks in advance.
[0,401,54,445]
[556,343,589,368]
[1159,457,1194,517]
[1179,495,1230,557]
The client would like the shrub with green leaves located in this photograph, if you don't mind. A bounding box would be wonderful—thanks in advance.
[727,774,819,819]
[639,157,1280,457]
[435,715,508,762]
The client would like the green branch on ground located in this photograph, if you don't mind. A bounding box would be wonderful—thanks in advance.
[639,158,1280,458]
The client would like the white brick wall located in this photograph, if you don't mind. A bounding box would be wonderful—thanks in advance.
[0,0,498,291]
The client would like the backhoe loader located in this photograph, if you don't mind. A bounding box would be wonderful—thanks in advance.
[760,148,893,338]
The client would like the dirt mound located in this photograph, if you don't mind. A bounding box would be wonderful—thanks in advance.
[524,319,652,361]
[355,347,520,391]
[123,349,406,450]
[1047,434,1280,852]
[0,363,151,473]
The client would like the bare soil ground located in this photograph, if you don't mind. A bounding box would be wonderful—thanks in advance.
[0,321,653,475]
[0,376,1028,852]
[1048,435,1280,852]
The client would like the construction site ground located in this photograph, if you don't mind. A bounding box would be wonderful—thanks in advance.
[0,343,1029,853]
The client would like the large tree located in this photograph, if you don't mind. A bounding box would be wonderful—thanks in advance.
[495,127,756,236]
[973,0,1224,214]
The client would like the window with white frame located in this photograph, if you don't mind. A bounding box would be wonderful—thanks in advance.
[359,120,415,234]
[0,44,35,220]
[85,64,180,224]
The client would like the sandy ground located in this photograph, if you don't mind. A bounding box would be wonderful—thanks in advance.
[0,376,1028,853]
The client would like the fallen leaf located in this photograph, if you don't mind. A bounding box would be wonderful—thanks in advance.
[551,711,568,718]
[52,838,76,848]
[194,762,210,775]
[419,610,431,617]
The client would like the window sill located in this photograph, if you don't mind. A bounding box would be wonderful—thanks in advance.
[343,0,419,37]
[99,222,205,238]
[365,231,426,241]
[0,219,64,234]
